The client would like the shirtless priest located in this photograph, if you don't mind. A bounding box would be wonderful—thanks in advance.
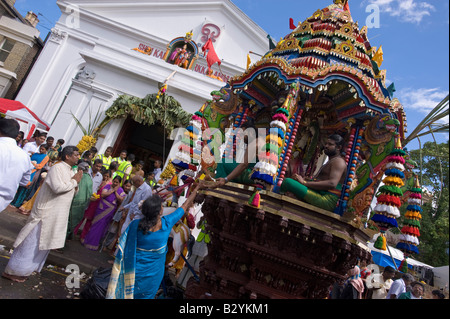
[280,134,347,212]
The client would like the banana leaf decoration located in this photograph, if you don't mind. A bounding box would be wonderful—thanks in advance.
[94,93,192,137]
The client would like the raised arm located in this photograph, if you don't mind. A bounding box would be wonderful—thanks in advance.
[181,182,202,212]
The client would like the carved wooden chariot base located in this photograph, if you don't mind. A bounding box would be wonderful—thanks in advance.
[184,183,372,299]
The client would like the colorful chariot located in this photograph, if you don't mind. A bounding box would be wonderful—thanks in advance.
[155,0,421,299]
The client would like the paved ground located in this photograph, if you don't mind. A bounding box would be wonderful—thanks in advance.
[0,206,196,299]
[0,206,114,299]
[0,250,82,299]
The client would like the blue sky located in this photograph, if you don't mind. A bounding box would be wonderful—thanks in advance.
[14,0,449,151]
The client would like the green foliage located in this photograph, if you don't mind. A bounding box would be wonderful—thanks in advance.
[105,93,192,134]
[69,107,103,137]
[406,141,449,266]
[418,192,449,267]
[410,141,449,195]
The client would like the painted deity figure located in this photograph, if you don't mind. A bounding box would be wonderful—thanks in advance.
[169,48,181,64]
[179,51,191,69]
[174,44,189,67]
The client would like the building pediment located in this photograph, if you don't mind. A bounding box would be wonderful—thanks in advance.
[57,0,269,69]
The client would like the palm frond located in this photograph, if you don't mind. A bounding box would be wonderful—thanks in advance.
[414,124,449,139]
[69,106,104,137]
[70,111,88,136]
[404,94,449,146]
[87,106,103,135]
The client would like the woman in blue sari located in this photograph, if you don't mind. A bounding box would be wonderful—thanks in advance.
[106,182,202,299]
[10,144,49,208]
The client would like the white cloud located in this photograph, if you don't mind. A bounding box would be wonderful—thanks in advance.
[368,0,436,24]
[398,87,449,123]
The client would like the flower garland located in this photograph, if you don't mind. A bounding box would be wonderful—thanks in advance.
[396,176,423,271]
[172,106,203,175]
[250,82,300,190]
[371,137,405,250]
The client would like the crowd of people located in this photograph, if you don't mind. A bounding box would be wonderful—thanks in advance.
[0,118,193,299]
[329,262,446,299]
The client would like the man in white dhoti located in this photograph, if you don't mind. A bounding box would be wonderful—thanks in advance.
[2,146,83,282]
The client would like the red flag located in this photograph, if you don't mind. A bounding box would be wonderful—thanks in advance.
[344,1,351,14]
[289,18,296,30]
[202,38,221,68]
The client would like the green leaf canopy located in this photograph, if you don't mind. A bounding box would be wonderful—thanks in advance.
[102,93,192,134]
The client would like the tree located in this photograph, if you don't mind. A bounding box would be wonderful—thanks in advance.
[408,141,449,267]
[397,94,449,267]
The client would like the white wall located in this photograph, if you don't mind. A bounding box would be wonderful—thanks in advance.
[15,0,269,151]
[433,266,449,291]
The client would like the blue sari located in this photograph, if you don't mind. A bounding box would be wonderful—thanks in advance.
[106,207,185,299]
[10,152,49,208]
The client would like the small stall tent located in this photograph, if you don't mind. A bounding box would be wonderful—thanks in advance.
[0,98,50,139]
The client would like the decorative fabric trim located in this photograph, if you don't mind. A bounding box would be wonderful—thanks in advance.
[385,162,405,171]
[371,214,398,228]
[396,242,419,254]
[373,204,400,217]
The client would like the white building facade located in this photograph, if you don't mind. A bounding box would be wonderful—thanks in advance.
[15,0,269,159]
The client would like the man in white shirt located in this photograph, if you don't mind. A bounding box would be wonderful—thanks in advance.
[89,159,104,193]
[0,119,33,212]
[22,132,47,156]
[153,160,162,182]
[366,266,396,299]
[119,175,152,234]
[386,272,414,299]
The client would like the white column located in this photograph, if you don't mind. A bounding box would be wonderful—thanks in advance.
[15,28,68,109]
[49,73,114,146]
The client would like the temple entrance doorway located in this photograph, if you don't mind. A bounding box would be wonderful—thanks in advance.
[112,117,174,176]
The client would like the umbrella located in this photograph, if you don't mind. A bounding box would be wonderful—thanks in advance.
[0,98,50,139]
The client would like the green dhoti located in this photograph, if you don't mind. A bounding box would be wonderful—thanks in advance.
[280,178,341,212]
[215,162,255,185]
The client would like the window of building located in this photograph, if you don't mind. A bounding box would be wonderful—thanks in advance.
[0,38,15,63]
